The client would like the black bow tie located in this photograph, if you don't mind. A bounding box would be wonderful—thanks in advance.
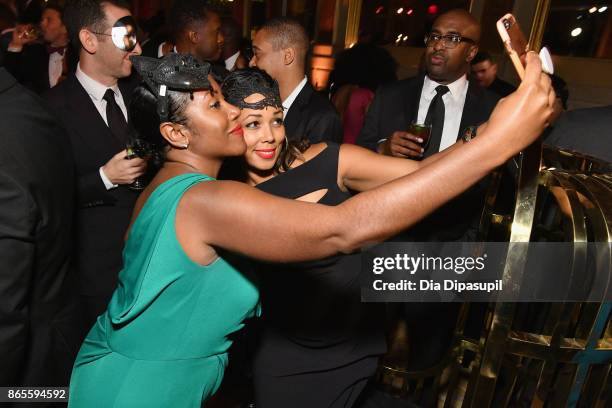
[46,45,67,55]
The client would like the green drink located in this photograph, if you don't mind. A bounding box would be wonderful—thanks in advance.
[408,122,432,148]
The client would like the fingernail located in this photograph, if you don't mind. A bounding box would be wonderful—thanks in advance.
[417,138,423,143]
[421,148,424,152]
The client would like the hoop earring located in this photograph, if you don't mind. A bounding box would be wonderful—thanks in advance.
[283,135,289,152]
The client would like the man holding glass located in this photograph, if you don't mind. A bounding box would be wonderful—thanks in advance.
[4,2,78,93]
[357,9,500,241]
[358,9,499,160]
[356,9,501,377]
[44,0,144,335]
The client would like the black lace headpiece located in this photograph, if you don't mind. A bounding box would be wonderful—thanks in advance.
[221,68,283,111]
[130,53,212,121]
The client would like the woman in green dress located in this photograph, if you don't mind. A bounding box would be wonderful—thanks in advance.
[67,52,553,407]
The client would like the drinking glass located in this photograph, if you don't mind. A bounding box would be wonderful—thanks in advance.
[125,138,149,190]
[408,121,432,150]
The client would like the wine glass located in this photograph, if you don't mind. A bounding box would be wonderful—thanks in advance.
[125,138,150,190]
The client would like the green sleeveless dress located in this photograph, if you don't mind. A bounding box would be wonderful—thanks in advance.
[68,173,260,407]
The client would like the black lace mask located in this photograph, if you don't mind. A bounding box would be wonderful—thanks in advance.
[221,71,283,111]
[130,54,212,121]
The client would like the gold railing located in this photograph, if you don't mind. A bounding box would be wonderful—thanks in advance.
[377,143,612,407]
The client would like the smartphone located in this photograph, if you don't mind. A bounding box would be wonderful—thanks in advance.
[496,13,554,79]
[496,14,528,79]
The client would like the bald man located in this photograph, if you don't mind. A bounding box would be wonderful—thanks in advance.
[357,9,500,240]
[356,10,503,379]
[250,17,342,143]
[358,9,499,158]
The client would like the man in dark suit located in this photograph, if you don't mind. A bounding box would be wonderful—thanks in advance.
[44,0,145,332]
[250,17,342,143]
[0,67,81,389]
[3,2,77,93]
[545,105,612,163]
[220,17,247,71]
[356,10,500,387]
[358,9,499,241]
[470,51,516,97]
[170,0,223,62]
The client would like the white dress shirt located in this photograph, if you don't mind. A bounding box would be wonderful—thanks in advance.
[48,51,65,87]
[282,76,307,114]
[6,45,65,87]
[224,51,240,71]
[417,74,469,152]
[75,63,128,190]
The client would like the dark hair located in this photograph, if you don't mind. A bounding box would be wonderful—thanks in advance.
[63,0,130,50]
[219,68,310,181]
[17,0,43,24]
[471,51,494,66]
[0,4,16,31]
[330,43,397,93]
[169,0,217,44]
[550,74,569,110]
[259,17,309,62]
[220,17,242,49]
[221,67,281,111]
[129,84,193,168]
[43,1,65,18]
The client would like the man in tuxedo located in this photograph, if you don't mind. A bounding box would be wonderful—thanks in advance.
[250,17,342,143]
[470,51,515,97]
[3,2,77,93]
[170,0,223,62]
[44,0,145,332]
[0,67,80,389]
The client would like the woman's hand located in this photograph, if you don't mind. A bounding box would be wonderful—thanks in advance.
[484,52,554,157]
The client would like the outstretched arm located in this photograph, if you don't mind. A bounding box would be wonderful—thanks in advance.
[339,123,486,192]
[338,141,458,192]
[191,53,553,264]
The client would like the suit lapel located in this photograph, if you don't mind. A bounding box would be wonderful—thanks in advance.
[457,81,484,139]
[44,53,52,89]
[405,75,425,125]
[65,75,123,156]
[284,83,311,137]
[118,75,137,125]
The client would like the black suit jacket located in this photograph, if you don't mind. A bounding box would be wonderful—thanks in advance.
[544,105,612,163]
[284,82,343,144]
[43,74,139,299]
[357,75,501,241]
[0,68,80,387]
[3,43,78,94]
[357,74,500,151]
[488,77,516,98]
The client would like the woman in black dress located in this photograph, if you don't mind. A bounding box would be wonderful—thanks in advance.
[220,68,543,407]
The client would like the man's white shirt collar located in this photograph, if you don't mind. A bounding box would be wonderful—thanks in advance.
[224,51,240,71]
[75,63,121,102]
[282,76,307,113]
[422,74,468,104]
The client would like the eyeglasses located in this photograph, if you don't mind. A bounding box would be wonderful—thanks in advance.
[424,33,476,49]
[90,16,138,51]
